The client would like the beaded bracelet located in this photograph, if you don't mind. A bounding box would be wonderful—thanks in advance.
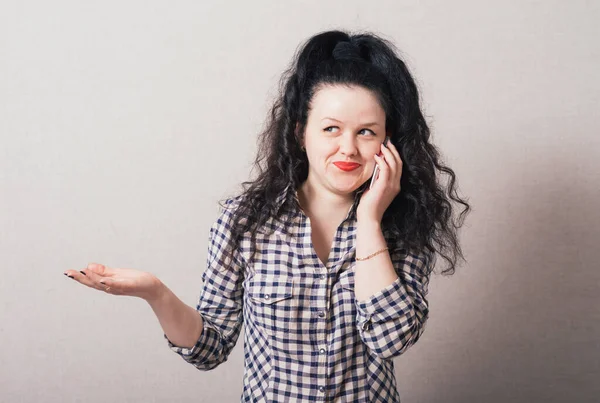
[355,247,389,261]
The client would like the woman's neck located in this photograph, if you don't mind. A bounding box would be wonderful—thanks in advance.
[296,179,354,219]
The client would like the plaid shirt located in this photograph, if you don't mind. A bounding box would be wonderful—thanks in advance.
[165,185,430,402]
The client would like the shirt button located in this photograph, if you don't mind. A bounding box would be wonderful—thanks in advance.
[319,348,326,354]
[318,311,325,318]
[318,386,325,393]
[320,273,326,280]
[264,294,270,300]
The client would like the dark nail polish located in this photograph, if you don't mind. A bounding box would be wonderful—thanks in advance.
[80,270,86,276]
[64,273,74,279]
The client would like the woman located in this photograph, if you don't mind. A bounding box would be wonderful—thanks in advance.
[64,30,470,402]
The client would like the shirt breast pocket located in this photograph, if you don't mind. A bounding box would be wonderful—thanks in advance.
[338,268,355,292]
[246,273,297,338]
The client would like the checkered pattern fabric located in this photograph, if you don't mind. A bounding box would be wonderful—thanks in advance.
[165,185,430,402]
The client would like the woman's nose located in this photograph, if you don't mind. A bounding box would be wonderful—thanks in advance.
[339,134,358,156]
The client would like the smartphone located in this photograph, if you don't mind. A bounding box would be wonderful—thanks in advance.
[369,136,390,189]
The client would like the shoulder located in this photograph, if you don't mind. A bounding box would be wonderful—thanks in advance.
[217,194,244,217]
[212,194,249,232]
[207,196,247,268]
[220,194,244,212]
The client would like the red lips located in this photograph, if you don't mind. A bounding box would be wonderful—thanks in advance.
[333,162,361,171]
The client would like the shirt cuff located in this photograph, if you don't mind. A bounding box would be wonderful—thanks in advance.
[355,277,413,330]
[164,312,212,358]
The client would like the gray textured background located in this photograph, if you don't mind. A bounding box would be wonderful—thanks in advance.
[1,0,598,402]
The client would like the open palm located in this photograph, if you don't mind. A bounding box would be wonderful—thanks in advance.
[64,263,162,301]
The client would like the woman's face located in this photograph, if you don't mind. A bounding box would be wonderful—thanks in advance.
[301,84,387,196]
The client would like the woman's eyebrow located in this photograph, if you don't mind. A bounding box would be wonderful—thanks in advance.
[321,117,381,127]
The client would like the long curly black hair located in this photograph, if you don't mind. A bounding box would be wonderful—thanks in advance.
[219,29,471,276]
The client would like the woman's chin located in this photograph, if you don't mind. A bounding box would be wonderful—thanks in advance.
[330,178,365,194]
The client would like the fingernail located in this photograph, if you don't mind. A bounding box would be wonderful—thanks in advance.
[64,273,74,279]
[80,270,86,276]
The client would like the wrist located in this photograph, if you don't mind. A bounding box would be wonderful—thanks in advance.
[357,218,381,231]
[145,277,168,305]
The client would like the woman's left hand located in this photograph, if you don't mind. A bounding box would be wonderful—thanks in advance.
[356,140,403,223]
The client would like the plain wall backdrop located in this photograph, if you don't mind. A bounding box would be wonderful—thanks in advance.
[1,1,598,402]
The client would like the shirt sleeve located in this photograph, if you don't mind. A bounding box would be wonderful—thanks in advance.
[164,198,245,370]
[355,247,430,360]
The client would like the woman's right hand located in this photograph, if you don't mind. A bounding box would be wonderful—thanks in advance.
[64,263,164,302]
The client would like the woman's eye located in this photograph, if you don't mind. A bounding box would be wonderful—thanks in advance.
[324,127,376,135]
[359,129,376,136]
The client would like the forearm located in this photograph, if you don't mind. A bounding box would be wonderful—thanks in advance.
[353,219,430,359]
[146,281,204,349]
[354,219,398,302]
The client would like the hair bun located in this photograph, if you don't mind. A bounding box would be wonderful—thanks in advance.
[332,41,363,62]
